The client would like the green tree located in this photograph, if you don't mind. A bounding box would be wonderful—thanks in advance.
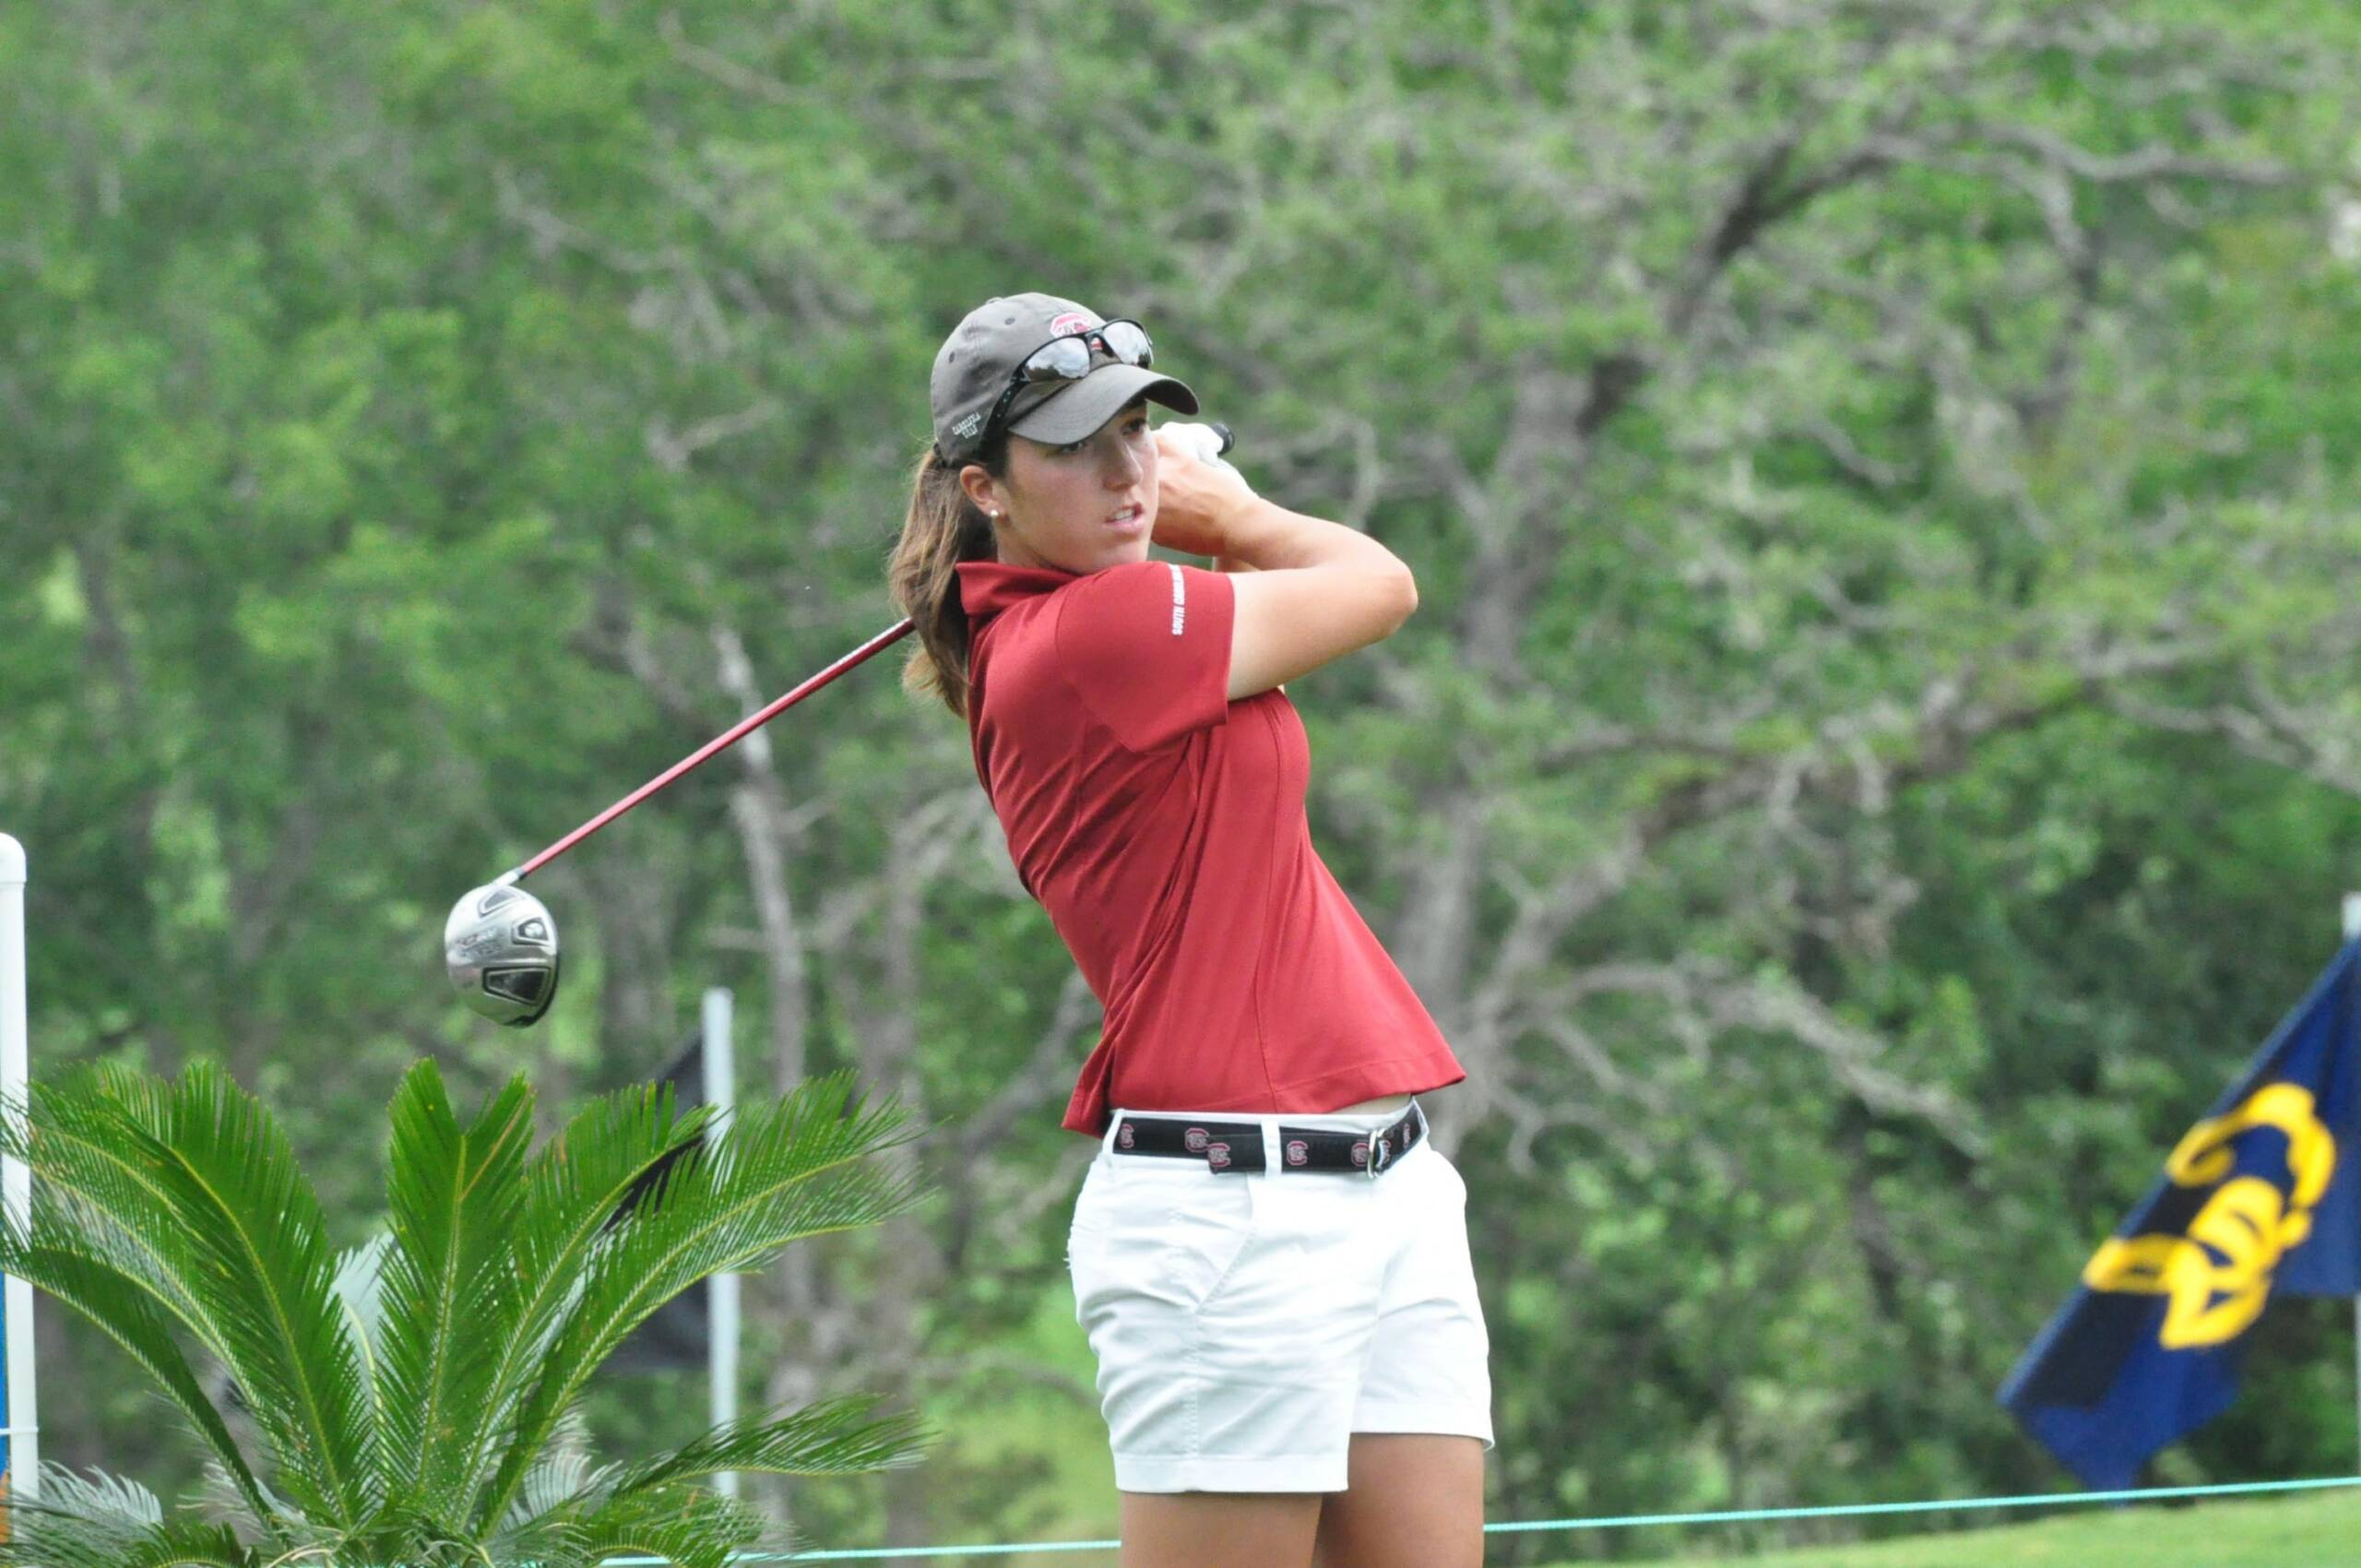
[8,0,2361,1551]
[0,1059,932,1567]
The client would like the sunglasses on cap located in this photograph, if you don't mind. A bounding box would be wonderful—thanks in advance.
[979,319,1155,446]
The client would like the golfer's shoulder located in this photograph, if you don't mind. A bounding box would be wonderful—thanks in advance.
[1051,560,1228,660]
[969,598,1068,715]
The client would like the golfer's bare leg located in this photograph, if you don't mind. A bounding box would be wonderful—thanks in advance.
[1120,1491,1321,1568]
[1311,1434,1487,1568]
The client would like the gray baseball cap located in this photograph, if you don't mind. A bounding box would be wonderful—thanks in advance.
[930,292,1198,464]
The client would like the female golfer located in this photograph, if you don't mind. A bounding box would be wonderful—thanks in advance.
[888,293,1492,1568]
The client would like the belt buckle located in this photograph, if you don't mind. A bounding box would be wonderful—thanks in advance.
[1367,1102,1422,1180]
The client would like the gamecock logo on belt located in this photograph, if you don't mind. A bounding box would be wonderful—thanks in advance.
[1286,1139,1309,1167]
[1184,1127,1210,1153]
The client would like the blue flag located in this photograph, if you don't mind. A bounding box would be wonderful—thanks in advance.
[1999,938,2361,1490]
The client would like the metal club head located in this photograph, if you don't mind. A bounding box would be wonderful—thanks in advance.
[444,881,561,1027]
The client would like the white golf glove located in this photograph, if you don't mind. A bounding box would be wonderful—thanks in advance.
[1161,421,1252,493]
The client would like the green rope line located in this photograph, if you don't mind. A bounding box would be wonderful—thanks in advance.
[1481,1472,2361,1535]
[601,1472,2361,1562]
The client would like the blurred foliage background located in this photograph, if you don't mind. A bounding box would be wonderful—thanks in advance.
[6,0,2361,1559]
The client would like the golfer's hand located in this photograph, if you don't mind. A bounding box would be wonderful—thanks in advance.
[1152,423,1256,560]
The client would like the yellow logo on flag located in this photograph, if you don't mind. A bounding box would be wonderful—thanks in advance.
[2081,1084,2337,1348]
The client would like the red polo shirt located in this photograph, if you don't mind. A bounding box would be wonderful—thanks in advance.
[955,557,1466,1137]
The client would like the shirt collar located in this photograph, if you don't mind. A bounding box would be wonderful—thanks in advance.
[955,559,1078,621]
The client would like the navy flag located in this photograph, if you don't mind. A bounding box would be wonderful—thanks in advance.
[1999,938,2361,1489]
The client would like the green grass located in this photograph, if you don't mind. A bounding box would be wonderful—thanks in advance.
[1531,1485,2361,1567]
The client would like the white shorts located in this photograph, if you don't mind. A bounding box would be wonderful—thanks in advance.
[1065,1099,1495,1493]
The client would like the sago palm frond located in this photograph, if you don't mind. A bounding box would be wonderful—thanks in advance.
[0,1072,287,1526]
[3,1059,931,1564]
[499,1443,613,1528]
[99,1518,254,1568]
[0,1075,295,1520]
[0,1466,251,1568]
[98,1060,378,1528]
[475,1070,927,1530]
[492,1395,931,1556]
[0,1072,212,1335]
[545,1481,770,1568]
[0,1464,165,1567]
[0,1236,273,1525]
[330,1236,388,1336]
[33,1465,167,1527]
[486,1451,764,1568]
[331,1230,393,1414]
[375,1061,537,1522]
[605,1392,933,1497]
[188,1458,297,1534]
[9,1063,373,1526]
[457,1078,713,1524]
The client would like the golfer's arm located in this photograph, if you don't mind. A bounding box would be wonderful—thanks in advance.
[1212,500,1418,700]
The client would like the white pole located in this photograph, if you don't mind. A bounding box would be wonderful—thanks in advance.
[703,987,741,1499]
[2344,894,2361,1474]
[0,836,38,1502]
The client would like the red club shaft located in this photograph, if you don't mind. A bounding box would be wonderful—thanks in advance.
[506,619,916,884]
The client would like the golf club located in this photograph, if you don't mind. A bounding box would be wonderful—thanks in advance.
[445,421,1237,1027]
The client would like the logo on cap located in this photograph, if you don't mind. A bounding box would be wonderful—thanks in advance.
[952,412,982,440]
[1048,310,1098,338]
[1286,1139,1309,1167]
[1183,1127,1209,1153]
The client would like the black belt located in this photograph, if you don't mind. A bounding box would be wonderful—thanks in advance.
[1108,1099,1426,1178]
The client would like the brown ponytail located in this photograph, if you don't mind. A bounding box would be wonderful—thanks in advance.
[887,432,1008,718]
